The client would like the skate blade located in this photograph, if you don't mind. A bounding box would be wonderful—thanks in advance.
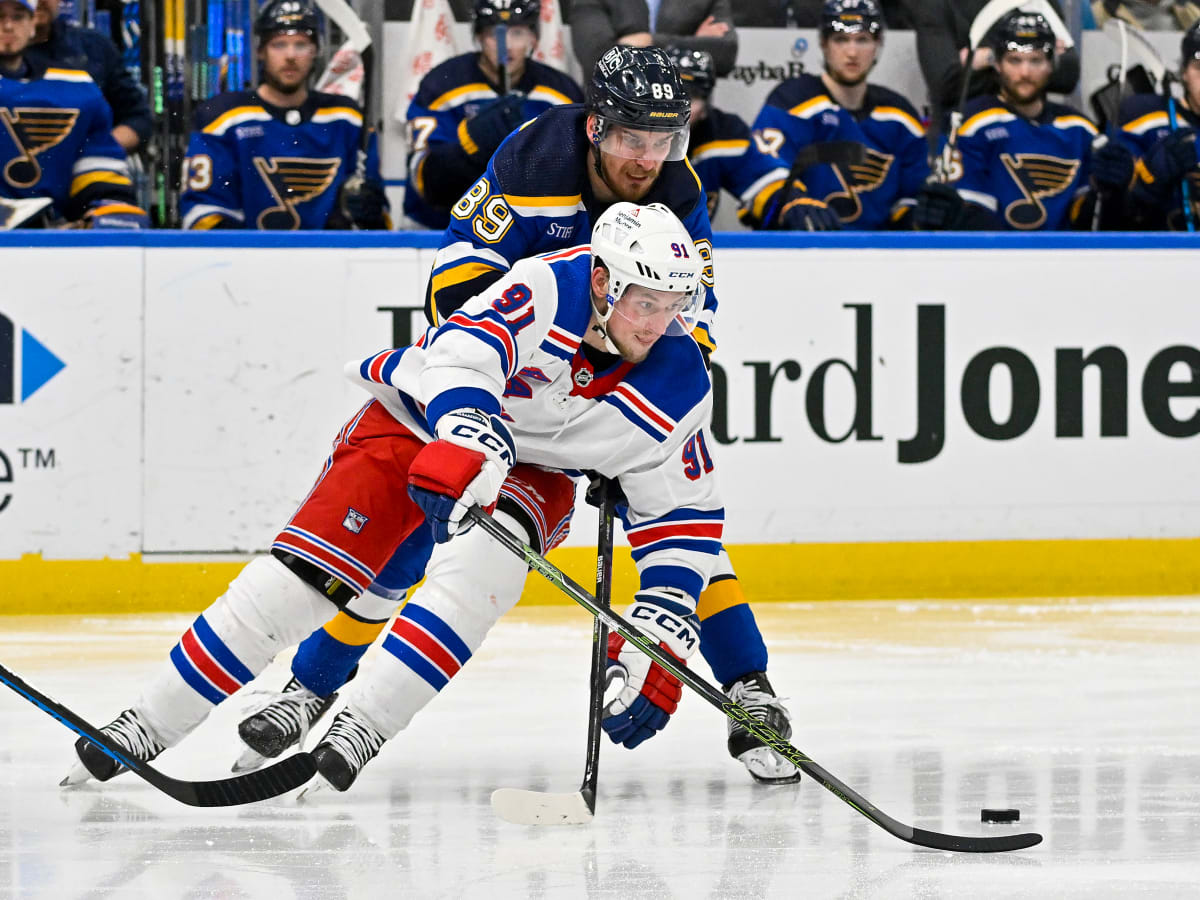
[740,747,803,786]
[60,760,94,787]
[231,746,269,773]
[296,775,336,804]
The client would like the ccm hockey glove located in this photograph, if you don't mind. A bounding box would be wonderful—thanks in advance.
[408,408,515,543]
[602,589,699,749]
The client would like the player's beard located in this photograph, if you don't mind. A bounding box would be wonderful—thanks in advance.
[1000,77,1045,109]
[262,63,308,97]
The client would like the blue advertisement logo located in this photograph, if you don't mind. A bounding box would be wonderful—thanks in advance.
[0,313,67,404]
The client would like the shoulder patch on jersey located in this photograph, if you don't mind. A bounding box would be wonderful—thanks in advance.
[870,105,925,138]
[1123,109,1170,135]
[43,67,93,83]
[960,107,1016,138]
[1051,114,1098,135]
[203,104,273,135]
[312,106,363,127]
[490,105,589,197]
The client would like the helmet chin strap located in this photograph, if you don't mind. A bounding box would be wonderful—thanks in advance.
[590,291,622,355]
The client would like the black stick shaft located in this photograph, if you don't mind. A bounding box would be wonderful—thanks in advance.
[467,506,1043,854]
[0,662,316,806]
[579,480,614,812]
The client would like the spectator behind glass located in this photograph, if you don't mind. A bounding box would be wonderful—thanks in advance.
[24,0,151,152]
[733,0,911,28]
[912,0,1080,139]
[570,0,737,79]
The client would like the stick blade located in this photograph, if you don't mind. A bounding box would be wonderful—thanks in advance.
[490,788,594,825]
[910,827,1043,853]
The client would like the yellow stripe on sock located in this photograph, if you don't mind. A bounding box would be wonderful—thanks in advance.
[697,577,746,621]
[323,612,388,646]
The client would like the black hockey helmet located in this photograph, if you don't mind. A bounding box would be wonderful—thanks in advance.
[1183,21,1200,65]
[990,10,1055,61]
[587,46,691,160]
[820,0,884,39]
[255,0,319,46]
[474,0,541,34]
[665,46,716,100]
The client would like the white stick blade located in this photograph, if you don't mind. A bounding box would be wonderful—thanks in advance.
[490,788,594,825]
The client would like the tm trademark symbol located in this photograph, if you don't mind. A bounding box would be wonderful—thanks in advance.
[17,448,56,469]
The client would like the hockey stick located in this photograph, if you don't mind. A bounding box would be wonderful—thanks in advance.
[1093,20,1131,230]
[496,24,510,97]
[491,478,615,825]
[313,0,377,227]
[466,506,1044,853]
[768,141,865,228]
[0,663,317,807]
[1106,24,1196,231]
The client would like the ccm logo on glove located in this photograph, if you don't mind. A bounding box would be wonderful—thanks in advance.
[630,604,697,654]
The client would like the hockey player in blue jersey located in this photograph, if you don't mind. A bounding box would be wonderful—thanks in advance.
[664,45,789,228]
[402,0,584,229]
[916,11,1121,231]
[180,0,387,231]
[66,203,725,794]
[235,46,802,787]
[0,0,146,228]
[1105,22,1200,230]
[750,0,929,231]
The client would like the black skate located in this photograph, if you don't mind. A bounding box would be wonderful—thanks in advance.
[311,708,387,792]
[233,676,337,772]
[723,671,802,785]
[61,709,166,786]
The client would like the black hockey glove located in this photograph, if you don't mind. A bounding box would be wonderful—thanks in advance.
[336,172,388,229]
[462,94,526,163]
[915,182,967,230]
[777,195,841,231]
[1091,139,1135,193]
[1144,129,1198,187]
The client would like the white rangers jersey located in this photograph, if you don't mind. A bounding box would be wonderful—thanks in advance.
[348,245,723,605]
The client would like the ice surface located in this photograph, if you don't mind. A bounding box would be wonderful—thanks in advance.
[1,598,1197,898]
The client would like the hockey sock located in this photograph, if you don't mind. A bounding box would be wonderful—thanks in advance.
[289,521,434,697]
[289,592,395,698]
[136,555,341,745]
[349,510,532,738]
[697,580,769,687]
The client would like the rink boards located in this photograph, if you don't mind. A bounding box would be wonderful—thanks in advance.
[1,232,1198,611]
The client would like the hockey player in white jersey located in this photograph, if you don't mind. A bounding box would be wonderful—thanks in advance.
[65,203,723,792]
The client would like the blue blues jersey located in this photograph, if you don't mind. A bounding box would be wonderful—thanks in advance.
[180,89,384,230]
[1117,92,1200,230]
[0,58,143,224]
[351,247,722,603]
[403,51,583,229]
[688,106,788,228]
[752,74,929,230]
[428,105,719,354]
[944,95,1099,231]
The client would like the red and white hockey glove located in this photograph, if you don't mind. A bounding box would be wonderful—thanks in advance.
[408,409,514,543]
[601,588,699,749]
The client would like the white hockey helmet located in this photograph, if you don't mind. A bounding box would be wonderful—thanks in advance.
[589,202,704,347]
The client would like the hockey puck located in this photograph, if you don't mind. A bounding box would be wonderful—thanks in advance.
[981,808,1020,823]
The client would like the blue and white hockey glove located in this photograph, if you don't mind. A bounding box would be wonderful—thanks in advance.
[602,589,699,749]
[1142,129,1198,188]
[407,408,514,543]
[462,94,525,162]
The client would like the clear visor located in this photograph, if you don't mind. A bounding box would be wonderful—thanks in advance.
[608,283,701,338]
[594,119,691,163]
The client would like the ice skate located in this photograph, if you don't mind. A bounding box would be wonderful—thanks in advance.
[723,672,802,785]
[310,708,387,792]
[232,676,337,773]
[60,709,167,787]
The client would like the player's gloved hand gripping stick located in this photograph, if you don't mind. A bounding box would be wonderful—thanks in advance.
[467,505,1045,852]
